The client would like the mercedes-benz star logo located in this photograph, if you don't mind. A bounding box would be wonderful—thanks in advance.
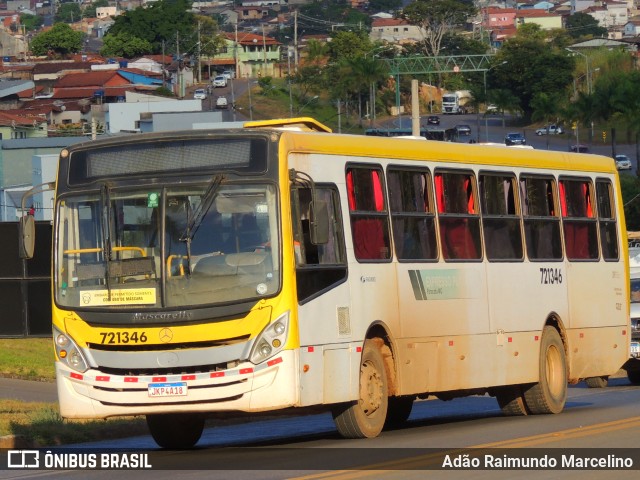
[159,328,173,343]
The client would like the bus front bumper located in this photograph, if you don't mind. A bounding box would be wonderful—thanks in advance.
[56,350,298,419]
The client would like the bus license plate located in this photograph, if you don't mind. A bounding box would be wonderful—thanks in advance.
[148,382,187,397]
[631,342,640,358]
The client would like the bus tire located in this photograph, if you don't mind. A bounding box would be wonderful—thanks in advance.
[628,370,640,386]
[523,326,567,414]
[384,396,414,428]
[332,339,388,438]
[146,413,205,449]
[585,376,608,388]
[495,385,529,416]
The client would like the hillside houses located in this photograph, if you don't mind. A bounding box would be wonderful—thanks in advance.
[0,0,638,145]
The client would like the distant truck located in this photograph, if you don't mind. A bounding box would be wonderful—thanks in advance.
[441,90,472,114]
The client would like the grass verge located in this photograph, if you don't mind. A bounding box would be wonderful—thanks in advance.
[0,399,148,446]
[0,338,55,381]
[0,338,147,446]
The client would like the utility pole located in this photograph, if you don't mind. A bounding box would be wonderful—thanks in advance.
[197,21,202,84]
[262,23,267,77]
[176,31,183,98]
[162,40,166,88]
[294,9,298,72]
[234,23,239,79]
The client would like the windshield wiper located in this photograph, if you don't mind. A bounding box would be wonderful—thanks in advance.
[100,183,113,300]
[179,174,224,275]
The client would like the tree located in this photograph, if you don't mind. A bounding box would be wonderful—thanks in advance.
[106,0,195,54]
[20,13,44,32]
[565,12,608,40]
[55,3,81,23]
[100,32,153,58]
[368,0,402,12]
[300,1,371,33]
[327,30,372,62]
[402,0,477,56]
[531,91,566,149]
[195,15,226,80]
[491,25,574,120]
[30,23,84,56]
[490,88,521,127]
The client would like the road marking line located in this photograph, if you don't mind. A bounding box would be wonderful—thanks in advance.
[290,416,640,479]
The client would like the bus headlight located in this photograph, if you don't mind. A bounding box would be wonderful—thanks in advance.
[249,311,289,365]
[53,326,88,373]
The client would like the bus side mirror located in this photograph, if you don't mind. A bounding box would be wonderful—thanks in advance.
[19,214,36,259]
[309,200,329,245]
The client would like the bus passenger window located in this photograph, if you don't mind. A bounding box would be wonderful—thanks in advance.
[346,166,391,261]
[479,173,523,261]
[596,180,619,261]
[560,178,599,261]
[435,171,481,261]
[387,168,437,261]
[520,176,562,260]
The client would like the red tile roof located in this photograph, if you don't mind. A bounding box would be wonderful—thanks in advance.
[54,70,130,88]
[372,18,410,27]
[0,110,46,127]
[224,32,280,46]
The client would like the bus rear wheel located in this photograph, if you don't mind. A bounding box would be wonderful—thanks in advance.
[332,338,388,438]
[523,326,567,414]
[585,376,608,388]
[146,413,205,449]
[495,385,529,416]
[384,396,414,428]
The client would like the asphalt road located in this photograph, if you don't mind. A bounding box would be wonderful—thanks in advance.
[388,113,638,174]
[0,377,57,403]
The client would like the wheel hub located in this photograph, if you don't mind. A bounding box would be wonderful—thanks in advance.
[360,360,383,415]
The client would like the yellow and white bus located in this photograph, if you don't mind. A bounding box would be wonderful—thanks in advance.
[21,118,630,448]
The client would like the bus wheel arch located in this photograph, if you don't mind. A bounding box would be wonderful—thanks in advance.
[523,322,568,414]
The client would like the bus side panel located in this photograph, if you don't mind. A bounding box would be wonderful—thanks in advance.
[565,261,627,329]
[394,263,490,394]
[564,260,629,378]
[296,283,357,406]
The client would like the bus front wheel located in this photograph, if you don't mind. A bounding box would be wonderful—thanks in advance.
[523,326,567,414]
[146,413,205,449]
[332,338,388,438]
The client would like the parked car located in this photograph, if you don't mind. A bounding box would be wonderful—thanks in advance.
[615,154,632,170]
[216,96,228,109]
[221,70,235,80]
[486,104,498,114]
[535,124,564,136]
[193,88,207,100]
[505,132,526,146]
[426,115,440,125]
[455,124,471,136]
[570,144,589,153]
[213,75,227,88]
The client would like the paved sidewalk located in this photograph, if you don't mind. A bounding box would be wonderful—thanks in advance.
[0,377,57,403]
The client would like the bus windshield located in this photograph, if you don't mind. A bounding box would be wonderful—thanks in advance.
[56,183,280,311]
